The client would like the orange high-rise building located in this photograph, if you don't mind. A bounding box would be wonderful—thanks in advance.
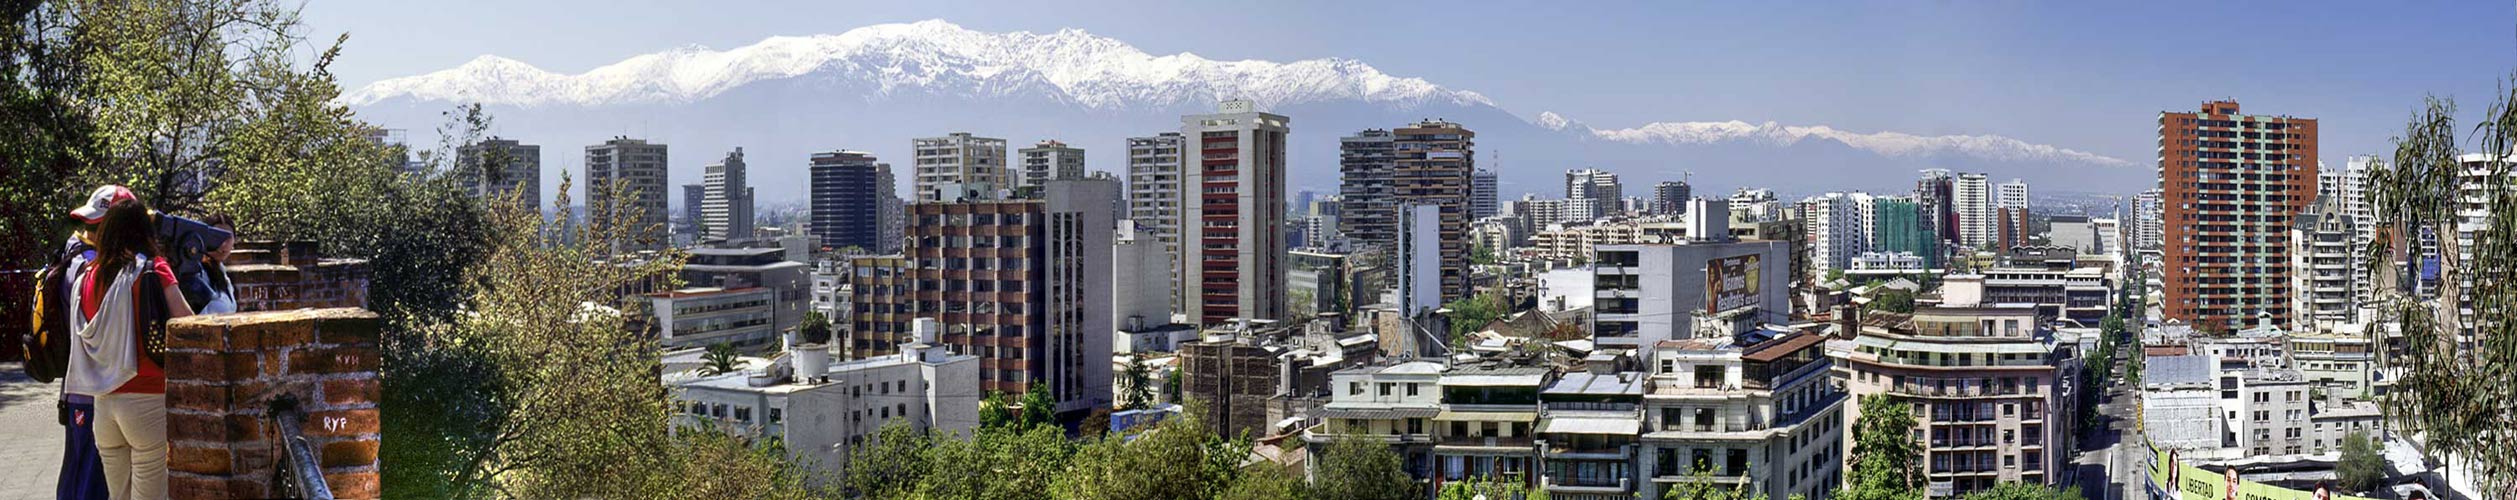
[2157,100,2318,330]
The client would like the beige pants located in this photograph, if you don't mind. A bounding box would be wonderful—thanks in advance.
[95,393,168,500]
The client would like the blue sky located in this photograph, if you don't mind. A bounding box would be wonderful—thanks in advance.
[305,0,2517,165]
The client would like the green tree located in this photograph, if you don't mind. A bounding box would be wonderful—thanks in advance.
[1865,289,1915,314]
[1840,395,1922,500]
[1311,437,1418,500]
[981,390,1015,429]
[1020,382,1059,428]
[700,342,742,376]
[1122,354,1157,411]
[2338,431,2386,493]
[1050,400,1246,500]
[1217,462,1308,500]
[0,0,99,324]
[843,419,932,498]
[1955,483,2078,500]
[1444,291,1510,347]
[1441,475,1549,500]
[2364,93,2517,496]
[1164,368,1184,405]
[797,310,833,345]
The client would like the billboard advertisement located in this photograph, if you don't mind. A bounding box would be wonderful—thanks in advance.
[1705,254,1761,314]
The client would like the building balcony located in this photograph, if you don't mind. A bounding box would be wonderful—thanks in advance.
[1302,429,1436,446]
[1434,436,1537,451]
[1541,475,1630,493]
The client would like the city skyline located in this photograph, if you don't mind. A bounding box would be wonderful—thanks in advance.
[305,3,2517,210]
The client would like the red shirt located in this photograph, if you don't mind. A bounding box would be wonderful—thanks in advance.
[78,257,174,394]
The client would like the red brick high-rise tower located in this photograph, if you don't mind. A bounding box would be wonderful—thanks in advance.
[2158,100,2318,330]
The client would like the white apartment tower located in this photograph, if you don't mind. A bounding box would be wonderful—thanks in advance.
[2133,189,2164,251]
[1179,100,1291,326]
[702,147,754,242]
[1996,178,2031,212]
[912,132,1009,202]
[1019,140,1087,190]
[1954,173,1992,249]
[1126,132,1186,310]
[2322,158,2375,306]
[1802,192,1877,272]
[585,137,670,252]
[1566,168,1623,220]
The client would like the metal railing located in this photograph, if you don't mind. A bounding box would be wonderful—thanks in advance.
[268,395,335,500]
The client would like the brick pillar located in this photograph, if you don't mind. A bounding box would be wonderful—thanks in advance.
[166,308,383,499]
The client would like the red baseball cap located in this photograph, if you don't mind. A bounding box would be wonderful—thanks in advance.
[69,185,136,224]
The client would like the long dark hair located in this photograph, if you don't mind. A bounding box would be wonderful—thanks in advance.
[91,200,160,287]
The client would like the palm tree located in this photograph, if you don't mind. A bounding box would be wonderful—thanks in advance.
[700,342,742,376]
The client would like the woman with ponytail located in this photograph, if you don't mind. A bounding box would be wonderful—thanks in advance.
[63,186,190,499]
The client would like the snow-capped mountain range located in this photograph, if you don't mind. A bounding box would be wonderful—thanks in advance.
[342,19,2146,207]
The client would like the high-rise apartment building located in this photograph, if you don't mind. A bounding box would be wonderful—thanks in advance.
[1566,168,1623,220]
[2292,197,2358,329]
[1652,180,1693,216]
[1802,192,1876,272]
[912,132,1009,203]
[701,147,754,242]
[2322,157,2375,307]
[1018,140,1086,190]
[1338,129,1398,251]
[2159,100,2318,330]
[1917,170,1960,249]
[808,150,887,252]
[1872,196,1942,269]
[2133,189,2164,251]
[1179,100,1290,326]
[1392,120,1475,302]
[681,184,707,238]
[891,179,1117,416]
[454,137,541,205]
[1126,132,1186,308]
[1471,168,1500,219]
[585,137,670,252]
[1953,173,1992,249]
[1996,178,2030,212]
[1995,207,2031,252]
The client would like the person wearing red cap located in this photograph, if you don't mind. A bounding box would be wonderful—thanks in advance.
[34,185,123,499]
[63,185,188,499]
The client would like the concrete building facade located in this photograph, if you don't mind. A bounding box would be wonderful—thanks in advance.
[702,147,755,242]
[1018,139,1086,189]
[585,137,670,251]
[669,319,980,485]
[1180,100,1291,326]
[912,132,1009,203]
[454,137,540,205]
[898,179,1118,417]
[1591,241,1794,351]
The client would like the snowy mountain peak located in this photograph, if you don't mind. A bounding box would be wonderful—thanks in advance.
[1534,111,1584,132]
[342,19,1495,111]
[1585,119,2136,167]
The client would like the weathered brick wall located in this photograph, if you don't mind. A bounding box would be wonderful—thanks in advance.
[224,241,371,313]
[166,308,383,499]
